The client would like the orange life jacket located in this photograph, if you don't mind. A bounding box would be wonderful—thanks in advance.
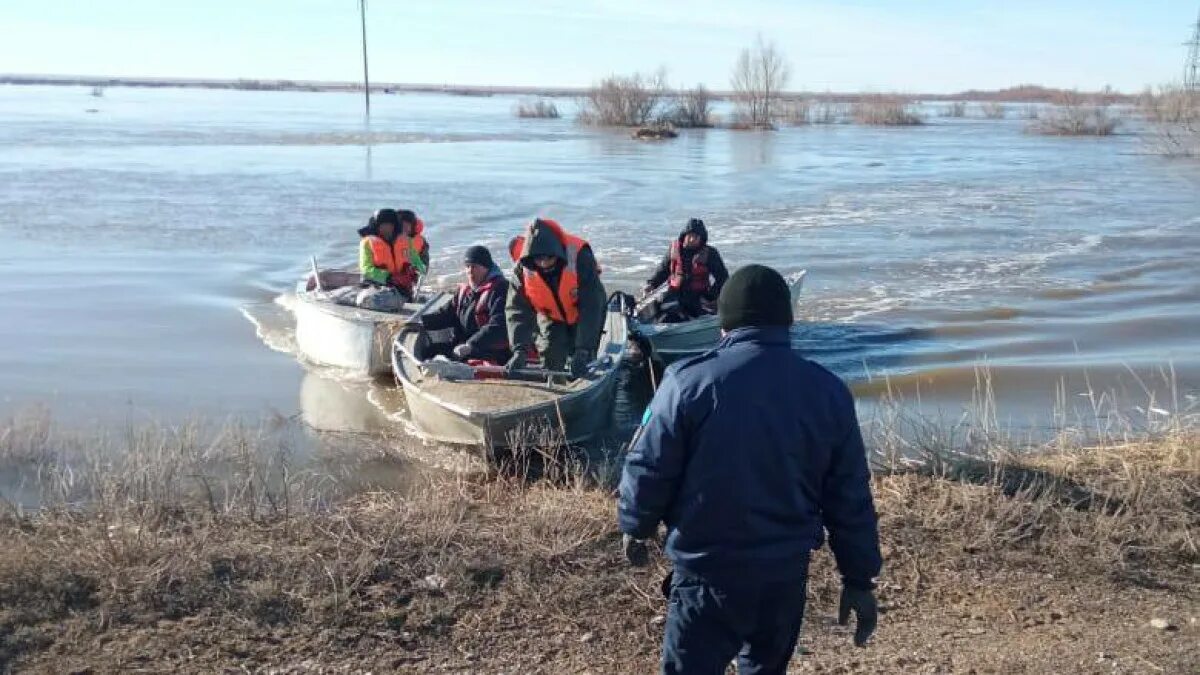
[365,218,427,284]
[518,219,589,326]
[668,240,710,293]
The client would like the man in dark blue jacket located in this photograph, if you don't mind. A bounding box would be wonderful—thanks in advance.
[618,264,882,675]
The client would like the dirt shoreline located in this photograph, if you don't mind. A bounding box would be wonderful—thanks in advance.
[0,422,1196,673]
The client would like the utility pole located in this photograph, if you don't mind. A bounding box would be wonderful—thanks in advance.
[359,0,371,117]
[1186,8,1200,92]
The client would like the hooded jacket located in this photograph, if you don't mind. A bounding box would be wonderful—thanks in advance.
[421,264,511,364]
[506,219,607,355]
[618,326,882,588]
[646,219,729,301]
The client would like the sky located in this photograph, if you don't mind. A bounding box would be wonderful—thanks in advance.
[1,0,1197,93]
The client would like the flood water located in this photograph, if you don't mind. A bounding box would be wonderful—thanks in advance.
[2,85,1198,445]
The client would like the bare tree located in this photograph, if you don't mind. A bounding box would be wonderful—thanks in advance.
[578,69,668,127]
[730,35,791,128]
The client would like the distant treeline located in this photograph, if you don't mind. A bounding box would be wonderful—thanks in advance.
[0,74,1137,104]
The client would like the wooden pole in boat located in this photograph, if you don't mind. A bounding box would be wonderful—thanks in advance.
[309,255,324,292]
[359,0,371,118]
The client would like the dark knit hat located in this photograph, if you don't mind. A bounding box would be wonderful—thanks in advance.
[374,208,400,227]
[718,264,794,331]
[463,245,495,268]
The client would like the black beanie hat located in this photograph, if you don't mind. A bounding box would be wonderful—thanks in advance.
[463,245,495,268]
[718,264,794,331]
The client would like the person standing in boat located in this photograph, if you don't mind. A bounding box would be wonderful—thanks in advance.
[357,208,430,310]
[418,245,512,365]
[505,218,606,378]
[642,218,729,322]
[618,265,882,674]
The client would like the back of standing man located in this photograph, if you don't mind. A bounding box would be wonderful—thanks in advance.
[618,264,882,675]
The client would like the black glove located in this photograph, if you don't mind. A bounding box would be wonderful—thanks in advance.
[622,534,649,567]
[568,348,592,378]
[505,351,526,374]
[837,586,878,647]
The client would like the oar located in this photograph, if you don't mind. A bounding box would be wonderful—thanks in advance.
[469,364,574,381]
[309,255,324,292]
[402,290,445,327]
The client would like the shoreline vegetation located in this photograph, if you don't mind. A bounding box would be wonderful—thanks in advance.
[1,393,1196,673]
[0,74,1140,105]
[13,73,1199,148]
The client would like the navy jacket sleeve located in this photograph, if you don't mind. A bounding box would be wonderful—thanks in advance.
[464,278,509,351]
[617,372,689,539]
[420,296,459,332]
[819,388,883,589]
[705,248,730,301]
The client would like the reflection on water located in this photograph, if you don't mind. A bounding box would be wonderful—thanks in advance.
[299,371,388,433]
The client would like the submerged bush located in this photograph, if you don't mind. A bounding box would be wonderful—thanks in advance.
[577,71,668,127]
[941,101,967,118]
[1027,91,1119,136]
[514,98,560,119]
[852,95,923,126]
[981,102,1006,119]
[664,85,713,128]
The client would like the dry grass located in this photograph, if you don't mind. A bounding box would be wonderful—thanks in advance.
[514,98,560,119]
[1,389,1197,672]
[852,95,924,126]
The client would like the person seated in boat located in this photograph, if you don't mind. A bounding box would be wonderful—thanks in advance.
[641,218,729,323]
[418,245,512,365]
[505,218,606,378]
[357,208,430,311]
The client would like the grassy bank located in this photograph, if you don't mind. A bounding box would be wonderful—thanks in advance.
[1,412,1196,673]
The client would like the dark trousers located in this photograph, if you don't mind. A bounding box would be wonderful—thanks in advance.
[661,564,809,675]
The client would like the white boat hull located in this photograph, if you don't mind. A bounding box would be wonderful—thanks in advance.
[291,268,438,377]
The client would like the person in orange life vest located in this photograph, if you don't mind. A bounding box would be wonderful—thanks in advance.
[642,218,729,322]
[358,208,430,300]
[418,245,512,365]
[504,218,606,378]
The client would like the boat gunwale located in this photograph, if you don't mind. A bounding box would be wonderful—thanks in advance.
[392,308,629,432]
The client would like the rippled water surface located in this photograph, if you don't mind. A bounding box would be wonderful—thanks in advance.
[2,85,1198,436]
